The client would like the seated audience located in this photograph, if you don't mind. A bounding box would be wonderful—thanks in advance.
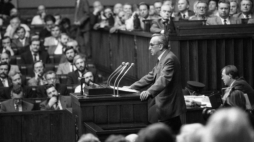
[206,0,241,25]
[90,1,104,27]
[28,61,47,86]
[75,71,99,93]
[150,4,175,34]
[125,134,138,142]
[10,8,18,17]
[229,0,239,16]
[124,3,135,31]
[39,14,55,40]
[0,85,34,112]
[44,25,61,47]
[149,4,158,20]
[0,0,15,17]
[12,26,30,54]
[226,89,251,110]
[57,46,77,75]
[78,133,100,142]
[31,5,46,25]
[59,18,75,39]
[44,71,68,96]
[110,11,126,33]
[40,84,71,110]
[154,1,162,19]
[113,3,123,17]
[202,108,254,142]
[0,62,12,87]
[207,0,219,16]
[233,0,254,20]
[133,2,152,31]
[221,65,254,108]
[20,38,50,64]
[5,16,30,39]
[0,36,15,56]
[0,52,20,76]
[189,0,209,20]
[54,13,62,25]
[93,7,114,30]
[174,0,194,20]
[136,123,175,142]
[177,123,204,142]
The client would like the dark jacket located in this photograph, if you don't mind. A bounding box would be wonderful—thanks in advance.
[20,50,50,64]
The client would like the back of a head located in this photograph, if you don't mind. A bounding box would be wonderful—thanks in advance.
[228,90,246,110]
[136,123,175,142]
[105,135,127,142]
[202,108,254,142]
[78,133,100,142]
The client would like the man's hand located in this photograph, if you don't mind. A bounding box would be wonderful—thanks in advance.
[140,91,151,101]
[160,30,165,34]
[48,97,58,107]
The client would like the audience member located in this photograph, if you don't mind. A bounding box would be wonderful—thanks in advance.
[44,71,69,96]
[202,108,254,142]
[125,134,138,142]
[57,46,77,74]
[74,71,99,93]
[113,3,123,16]
[206,0,241,25]
[44,25,61,47]
[0,85,34,112]
[5,16,30,39]
[10,8,18,17]
[90,1,104,27]
[136,123,175,142]
[0,52,20,76]
[154,1,162,18]
[229,0,239,16]
[105,135,127,142]
[47,33,69,55]
[20,38,50,64]
[93,7,114,30]
[27,61,46,86]
[174,0,194,20]
[149,5,158,20]
[39,14,55,40]
[226,89,249,110]
[54,13,62,25]
[12,26,30,54]
[31,5,46,25]
[177,123,204,142]
[0,62,12,87]
[40,84,71,110]
[133,2,152,31]
[0,36,15,56]
[0,0,15,16]
[10,71,22,86]
[78,133,100,142]
[233,0,254,19]
[207,0,219,16]
[189,0,209,20]
[110,11,126,33]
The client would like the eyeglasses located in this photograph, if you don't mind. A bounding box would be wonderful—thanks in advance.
[149,43,161,47]
[197,6,207,9]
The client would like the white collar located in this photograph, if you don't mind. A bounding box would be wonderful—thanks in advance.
[230,80,236,87]
[219,16,230,24]
[158,50,166,61]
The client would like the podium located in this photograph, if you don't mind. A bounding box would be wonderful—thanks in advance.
[71,92,148,141]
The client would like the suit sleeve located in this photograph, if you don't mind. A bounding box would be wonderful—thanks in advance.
[147,58,174,97]
[130,67,155,90]
[150,20,162,33]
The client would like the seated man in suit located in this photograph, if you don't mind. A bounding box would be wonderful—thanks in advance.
[1,85,34,112]
[48,33,69,55]
[20,38,50,64]
[11,26,30,55]
[44,70,69,96]
[57,46,77,75]
[174,0,195,20]
[229,0,239,16]
[1,36,15,56]
[0,52,20,76]
[189,0,209,20]
[40,84,71,110]
[28,61,47,86]
[233,0,254,20]
[0,62,12,87]
[74,71,99,93]
[206,0,241,25]
[150,4,176,34]
[221,65,254,108]
[39,14,55,40]
[44,25,61,48]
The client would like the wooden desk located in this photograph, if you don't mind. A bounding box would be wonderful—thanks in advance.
[71,93,148,141]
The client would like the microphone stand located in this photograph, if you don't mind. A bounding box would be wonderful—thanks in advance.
[116,63,134,96]
[107,62,125,87]
[113,63,129,97]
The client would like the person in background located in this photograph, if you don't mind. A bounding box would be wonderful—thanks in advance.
[233,0,254,20]
[207,0,219,16]
[154,1,162,18]
[113,3,123,17]
[0,62,12,87]
[133,2,151,31]
[10,8,18,17]
[229,0,239,16]
[54,13,62,25]
[110,11,126,33]
[0,36,15,56]
[44,25,61,47]
[31,5,46,25]
[0,52,20,76]
[47,33,69,55]
[90,1,104,27]
[189,0,209,20]
[74,71,99,93]
[5,16,30,39]
[93,7,114,30]
[174,0,195,20]
[39,14,55,40]
[149,5,159,20]
[78,133,100,142]
[59,18,75,39]
[12,26,30,54]
[57,46,77,75]
[0,0,15,17]
[27,61,47,86]
[0,85,34,112]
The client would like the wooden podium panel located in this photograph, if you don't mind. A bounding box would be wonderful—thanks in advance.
[71,93,148,140]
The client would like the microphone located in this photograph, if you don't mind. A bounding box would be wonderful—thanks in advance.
[116,63,134,96]
[107,62,125,86]
[113,62,129,96]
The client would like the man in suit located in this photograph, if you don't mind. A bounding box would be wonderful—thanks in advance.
[206,0,241,25]
[189,0,209,20]
[44,25,61,48]
[133,2,152,31]
[128,34,186,134]
[1,85,34,112]
[44,70,69,96]
[74,71,99,93]
[233,0,254,19]
[150,5,178,34]
[27,61,47,86]
[221,65,254,108]
[0,36,15,56]
[39,14,55,40]
[0,62,12,87]
[20,38,50,64]
[40,84,71,110]
[174,0,195,20]
[74,0,91,57]
[0,52,20,76]
[57,46,77,74]
[12,26,30,54]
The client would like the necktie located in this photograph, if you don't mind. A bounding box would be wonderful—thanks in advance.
[183,14,186,19]
[33,53,37,62]
[224,19,227,25]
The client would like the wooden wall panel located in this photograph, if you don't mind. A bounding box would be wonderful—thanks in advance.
[198,40,208,90]
[180,41,190,88]
[216,39,226,89]
[108,105,121,124]
[189,40,199,81]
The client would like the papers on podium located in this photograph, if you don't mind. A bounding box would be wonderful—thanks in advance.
[110,86,139,93]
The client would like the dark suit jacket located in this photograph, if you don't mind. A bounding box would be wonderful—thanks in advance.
[232,78,254,106]
[206,16,241,25]
[40,96,72,110]
[74,0,90,32]
[150,17,178,34]
[12,38,30,55]
[131,50,186,122]
[0,77,12,87]
[67,68,98,85]
[174,10,195,20]
[1,99,34,112]
[233,12,254,19]
[20,50,50,64]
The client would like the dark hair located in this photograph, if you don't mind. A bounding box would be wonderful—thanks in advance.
[32,60,45,70]
[222,65,239,79]
[59,18,71,27]
[44,70,56,79]
[11,85,23,94]
[152,34,169,49]
[10,15,20,21]
[0,62,11,72]
[139,2,150,10]
[15,26,26,34]
[2,36,11,41]
[1,50,11,58]
[228,89,246,110]
[218,0,230,6]
[208,0,218,7]
[30,38,40,45]
[44,14,56,23]
[45,84,56,94]
[64,46,77,54]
